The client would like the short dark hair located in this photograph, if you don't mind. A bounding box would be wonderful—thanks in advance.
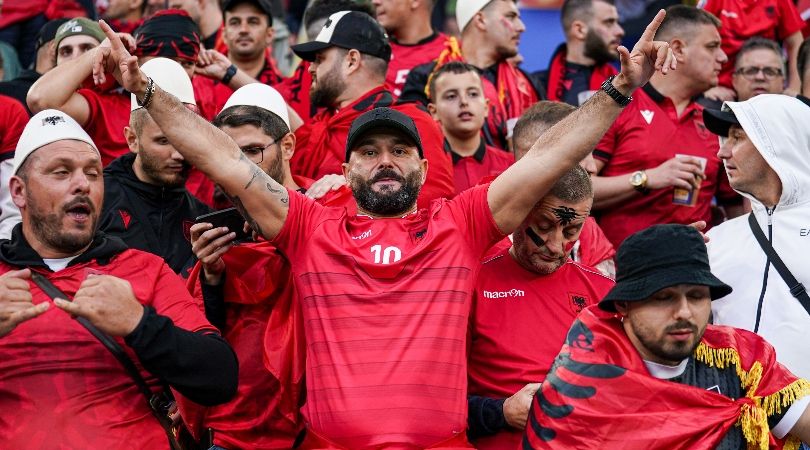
[303,0,375,30]
[549,165,593,202]
[512,101,576,160]
[213,105,290,140]
[798,37,810,82]
[427,61,481,102]
[16,151,41,182]
[560,0,614,32]
[654,5,720,43]
[735,37,782,69]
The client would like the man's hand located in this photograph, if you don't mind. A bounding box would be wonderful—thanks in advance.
[688,220,710,243]
[196,49,234,81]
[190,222,236,285]
[614,10,676,94]
[0,269,47,338]
[503,382,542,429]
[305,174,347,200]
[54,275,144,337]
[646,156,705,190]
[703,86,736,102]
[92,20,148,97]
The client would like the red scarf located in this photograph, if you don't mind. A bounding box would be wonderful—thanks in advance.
[525,306,809,450]
[545,45,617,102]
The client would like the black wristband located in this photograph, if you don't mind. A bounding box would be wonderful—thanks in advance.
[221,64,237,85]
[601,75,633,107]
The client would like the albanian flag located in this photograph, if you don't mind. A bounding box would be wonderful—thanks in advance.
[523,306,810,450]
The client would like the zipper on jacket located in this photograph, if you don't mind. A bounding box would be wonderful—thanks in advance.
[753,206,776,333]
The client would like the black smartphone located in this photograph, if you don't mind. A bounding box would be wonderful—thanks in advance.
[194,207,251,242]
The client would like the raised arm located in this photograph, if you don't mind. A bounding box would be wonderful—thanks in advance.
[487,10,676,234]
[27,50,94,125]
[93,20,290,239]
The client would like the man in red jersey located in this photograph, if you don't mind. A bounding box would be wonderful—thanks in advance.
[373,0,451,97]
[0,108,237,449]
[93,9,676,447]
[592,5,743,248]
[288,10,455,208]
[428,61,514,194]
[513,100,616,276]
[467,165,615,450]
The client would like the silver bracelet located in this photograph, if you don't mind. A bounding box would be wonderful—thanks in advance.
[136,77,156,108]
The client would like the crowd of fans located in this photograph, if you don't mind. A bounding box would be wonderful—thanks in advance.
[0,0,808,449]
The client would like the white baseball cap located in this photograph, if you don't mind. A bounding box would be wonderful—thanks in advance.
[456,0,494,33]
[12,109,99,175]
[222,83,291,130]
[131,57,196,111]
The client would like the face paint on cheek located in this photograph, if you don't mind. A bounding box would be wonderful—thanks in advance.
[526,227,545,247]
[552,206,580,226]
[500,17,515,33]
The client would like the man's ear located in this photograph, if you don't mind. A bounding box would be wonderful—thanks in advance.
[345,49,362,75]
[124,126,139,154]
[570,20,588,41]
[427,102,439,120]
[265,23,275,47]
[669,38,687,62]
[9,176,27,209]
[614,301,629,315]
[279,132,296,162]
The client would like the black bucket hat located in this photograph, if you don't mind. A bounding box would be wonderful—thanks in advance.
[599,224,732,312]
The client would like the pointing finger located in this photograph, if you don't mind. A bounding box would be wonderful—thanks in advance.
[99,20,125,53]
[637,9,666,46]
[54,298,84,317]
[10,302,49,326]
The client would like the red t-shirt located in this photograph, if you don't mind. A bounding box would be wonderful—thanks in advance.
[593,84,737,248]
[271,183,504,449]
[448,141,514,194]
[0,95,28,162]
[575,216,616,269]
[387,33,450,98]
[0,250,214,448]
[700,0,804,87]
[276,60,315,121]
[468,249,614,450]
[78,88,131,166]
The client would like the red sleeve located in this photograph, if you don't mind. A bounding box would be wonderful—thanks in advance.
[270,189,334,259]
[0,98,28,161]
[445,183,506,257]
[578,217,616,268]
[593,119,619,164]
[777,0,805,39]
[192,76,221,122]
[399,104,456,207]
[147,258,213,333]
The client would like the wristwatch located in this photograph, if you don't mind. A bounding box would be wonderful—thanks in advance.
[629,170,648,193]
[221,64,237,85]
[601,75,633,107]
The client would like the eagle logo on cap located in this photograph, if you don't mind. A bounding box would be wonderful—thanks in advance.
[324,18,333,28]
[42,116,66,126]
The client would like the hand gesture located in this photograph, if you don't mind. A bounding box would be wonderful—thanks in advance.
[646,155,705,190]
[196,49,234,81]
[0,269,47,338]
[305,174,347,200]
[54,275,144,337]
[703,86,736,102]
[616,10,676,93]
[503,382,542,429]
[92,20,148,96]
[190,222,236,285]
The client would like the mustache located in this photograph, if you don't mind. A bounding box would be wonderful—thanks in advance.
[371,169,405,184]
[665,320,698,334]
[63,196,96,214]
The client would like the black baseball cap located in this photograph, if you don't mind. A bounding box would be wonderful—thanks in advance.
[703,108,741,138]
[599,224,732,312]
[36,18,71,50]
[345,107,424,162]
[292,11,391,62]
[222,0,273,26]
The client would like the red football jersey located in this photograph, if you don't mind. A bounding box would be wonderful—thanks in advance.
[468,250,614,450]
[387,33,450,97]
[0,95,28,162]
[78,88,131,166]
[700,0,804,87]
[593,84,737,248]
[574,217,616,269]
[448,142,514,194]
[272,183,504,449]
[0,250,214,448]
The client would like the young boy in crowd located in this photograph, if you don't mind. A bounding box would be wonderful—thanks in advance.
[428,61,514,194]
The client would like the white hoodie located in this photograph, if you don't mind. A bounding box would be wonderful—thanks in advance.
[707,94,810,379]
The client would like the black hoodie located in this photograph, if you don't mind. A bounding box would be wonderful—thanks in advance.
[99,153,211,276]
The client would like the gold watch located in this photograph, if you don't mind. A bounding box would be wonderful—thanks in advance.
[629,170,648,193]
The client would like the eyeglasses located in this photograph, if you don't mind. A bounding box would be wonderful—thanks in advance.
[239,140,277,163]
[733,66,783,79]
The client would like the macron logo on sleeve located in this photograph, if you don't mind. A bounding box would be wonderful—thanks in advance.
[482,289,525,299]
[640,110,654,124]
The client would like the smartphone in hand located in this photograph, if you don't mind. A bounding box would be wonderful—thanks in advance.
[194,207,251,243]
